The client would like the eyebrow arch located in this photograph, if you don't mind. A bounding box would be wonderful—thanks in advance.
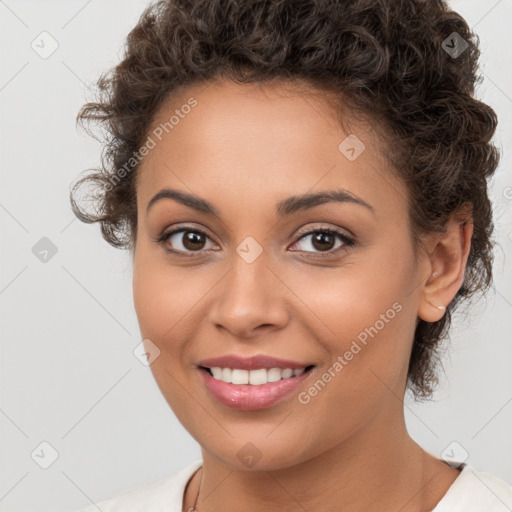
[146,187,375,217]
[277,189,375,217]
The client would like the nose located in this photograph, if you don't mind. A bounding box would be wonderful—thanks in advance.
[207,253,290,340]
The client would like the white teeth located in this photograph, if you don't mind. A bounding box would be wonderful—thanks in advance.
[211,367,223,380]
[249,368,267,385]
[281,368,293,379]
[267,368,282,383]
[207,366,308,385]
[231,369,249,385]
[221,368,231,382]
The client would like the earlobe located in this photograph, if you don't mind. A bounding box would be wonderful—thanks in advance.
[418,207,473,324]
[426,299,446,312]
[420,276,448,323]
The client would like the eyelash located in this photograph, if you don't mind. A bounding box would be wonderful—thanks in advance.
[154,225,356,259]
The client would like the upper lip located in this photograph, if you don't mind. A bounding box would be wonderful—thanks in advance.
[198,354,314,371]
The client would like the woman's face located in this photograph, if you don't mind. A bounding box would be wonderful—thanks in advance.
[132,78,432,470]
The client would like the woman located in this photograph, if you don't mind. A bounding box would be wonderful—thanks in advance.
[69,0,512,510]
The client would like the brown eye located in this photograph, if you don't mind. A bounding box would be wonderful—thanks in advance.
[181,231,206,251]
[290,228,355,255]
[160,229,216,253]
[311,232,336,251]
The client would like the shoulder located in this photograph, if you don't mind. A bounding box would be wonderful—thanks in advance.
[434,463,512,512]
[69,460,202,512]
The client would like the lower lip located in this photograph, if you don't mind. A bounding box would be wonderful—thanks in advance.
[199,367,314,410]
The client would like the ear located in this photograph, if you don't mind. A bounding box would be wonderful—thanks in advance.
[417,204,473,323]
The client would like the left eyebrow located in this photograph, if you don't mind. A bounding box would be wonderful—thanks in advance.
[275,189,375,217]
[145,187,375,217]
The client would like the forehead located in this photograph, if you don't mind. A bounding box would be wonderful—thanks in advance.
[135,78,408,219]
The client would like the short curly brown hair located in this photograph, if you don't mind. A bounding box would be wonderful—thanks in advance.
[70,0,500,401]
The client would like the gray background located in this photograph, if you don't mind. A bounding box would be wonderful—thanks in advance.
[1,0,511,510]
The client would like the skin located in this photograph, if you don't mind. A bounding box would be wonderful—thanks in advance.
[131,77,473,512]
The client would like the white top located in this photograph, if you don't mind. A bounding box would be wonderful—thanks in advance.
[72,460,512,512]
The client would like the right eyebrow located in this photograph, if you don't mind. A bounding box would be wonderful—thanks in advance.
[146,188,220,216]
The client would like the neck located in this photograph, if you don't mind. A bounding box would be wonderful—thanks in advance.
[188,406,450,512]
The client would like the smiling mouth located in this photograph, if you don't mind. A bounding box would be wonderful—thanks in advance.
[199,365,315,386]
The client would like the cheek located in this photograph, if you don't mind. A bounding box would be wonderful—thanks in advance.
[132,250,199,417]
[133,243,200,340]
[287,240,417,389]
[291,277,414,451]
[298,272,412,387]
